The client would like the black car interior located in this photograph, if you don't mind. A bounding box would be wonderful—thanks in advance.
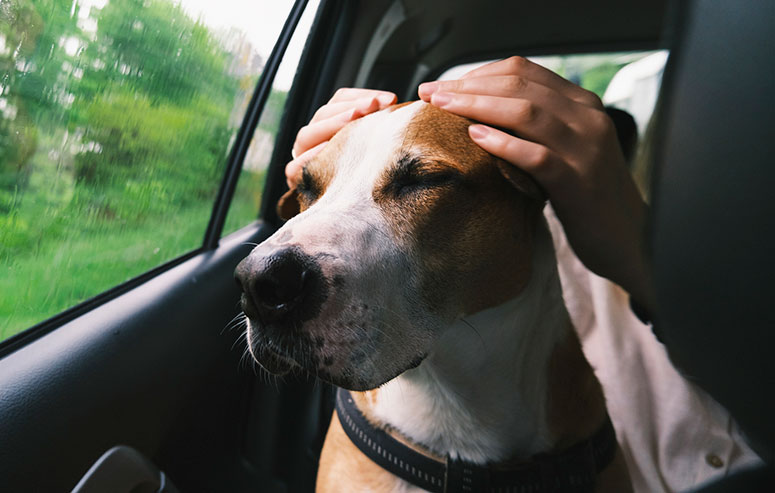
[1,0,772,491]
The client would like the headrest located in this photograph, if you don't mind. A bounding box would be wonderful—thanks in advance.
[651,0,775,461]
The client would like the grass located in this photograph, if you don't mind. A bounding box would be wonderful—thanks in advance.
[0,202,207,339]
[0,166,265,342]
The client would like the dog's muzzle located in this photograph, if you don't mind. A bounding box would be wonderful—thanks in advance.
[234,246,329,373]
[235,247,321,324]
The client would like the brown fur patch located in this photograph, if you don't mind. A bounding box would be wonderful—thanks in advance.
[318,389,442,492]
[277,188,300,219]
[317,413,406,492]
[374,103,542,316]
[286,125,353,216]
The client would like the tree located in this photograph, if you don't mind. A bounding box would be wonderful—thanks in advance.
[71,0,241,219]
[77,0,236,107]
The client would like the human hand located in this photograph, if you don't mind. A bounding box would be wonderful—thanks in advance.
[285,88,397,188]
[418,57,654,311]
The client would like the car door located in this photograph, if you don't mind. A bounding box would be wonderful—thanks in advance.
[0,0,353,491]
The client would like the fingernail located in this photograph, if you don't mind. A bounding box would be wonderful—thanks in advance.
[469,124,490,140]
[418,81,439,98]
[431,91,452,107]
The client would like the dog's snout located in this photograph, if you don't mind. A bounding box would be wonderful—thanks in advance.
[254,255,309,311]
[235,247,324,325]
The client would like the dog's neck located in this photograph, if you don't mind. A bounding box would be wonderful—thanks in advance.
[358,218,600,464]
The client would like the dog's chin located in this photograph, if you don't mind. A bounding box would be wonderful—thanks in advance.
[317,352,428,391]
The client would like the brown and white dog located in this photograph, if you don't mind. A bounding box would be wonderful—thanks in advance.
[234,101,631,492]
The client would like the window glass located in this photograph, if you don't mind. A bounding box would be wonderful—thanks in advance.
[223,0,321,235]
[0,0,295,341]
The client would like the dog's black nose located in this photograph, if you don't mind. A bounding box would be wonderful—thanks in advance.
[235,247,324,325]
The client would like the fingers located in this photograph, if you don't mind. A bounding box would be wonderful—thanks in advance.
[286,141,328,188]
[430,92,575,151]
[468,124,562,186]
[293,89,397,158]
[312,92,396,122]
[458,56,602,108]
[286,88,397,190]
[328,88,397,105]
[293,108,357,158]
[419,75,532,101]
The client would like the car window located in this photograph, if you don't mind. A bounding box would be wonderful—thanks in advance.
[223,0,321,236]
[0,0,301,342]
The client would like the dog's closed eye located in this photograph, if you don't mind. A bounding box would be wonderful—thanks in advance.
[298,166,322,202]
[383,155,461,198]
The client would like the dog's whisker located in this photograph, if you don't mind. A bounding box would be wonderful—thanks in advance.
[222,312,247,335]
[231,330,249,353]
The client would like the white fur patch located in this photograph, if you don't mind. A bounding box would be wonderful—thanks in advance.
[246,102,435,387]
[371,218,570,463]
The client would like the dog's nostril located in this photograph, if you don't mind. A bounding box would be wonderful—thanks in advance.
[254,267,309,309]
[235,247,325,325]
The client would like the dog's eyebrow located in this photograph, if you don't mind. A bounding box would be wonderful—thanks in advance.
[392,153,460,177]
[299,164,322,198]
[394,153,422,174]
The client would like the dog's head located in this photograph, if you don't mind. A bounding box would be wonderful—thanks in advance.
[234,101,544,390]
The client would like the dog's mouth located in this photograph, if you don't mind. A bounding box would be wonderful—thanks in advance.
[247,330,299,376]
[245,317,430,389]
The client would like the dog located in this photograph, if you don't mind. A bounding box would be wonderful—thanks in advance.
[234,101,631,492]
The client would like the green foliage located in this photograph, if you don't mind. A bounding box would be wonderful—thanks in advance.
[78,0,236,107]
[67,0,240,222]
[2,0,82,126]
[73,89,232,219]
[0,201,214,339]
[258,88,289,136]
[1,0,271,339]
[581,62,627,99]
[224,169,266,235]
[0,109,37,213]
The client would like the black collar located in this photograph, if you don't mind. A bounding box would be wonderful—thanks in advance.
[335,387,617,493]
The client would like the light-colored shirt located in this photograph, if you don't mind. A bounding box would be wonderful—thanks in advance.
[545,207,763,492]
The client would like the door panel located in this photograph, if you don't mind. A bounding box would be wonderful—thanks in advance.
[0,224,272,491]
[0,1,354,491]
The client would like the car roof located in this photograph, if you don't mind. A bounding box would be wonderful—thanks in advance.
[335,0,668,96]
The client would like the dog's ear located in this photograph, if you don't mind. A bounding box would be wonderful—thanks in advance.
[277,188,301,220]
[494,159,547,202]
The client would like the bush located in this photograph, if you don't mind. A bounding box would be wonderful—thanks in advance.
[73,89,233,221]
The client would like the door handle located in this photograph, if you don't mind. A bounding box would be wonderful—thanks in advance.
[71,445,178,493]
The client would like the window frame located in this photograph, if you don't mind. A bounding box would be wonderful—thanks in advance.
[203,0,309,248]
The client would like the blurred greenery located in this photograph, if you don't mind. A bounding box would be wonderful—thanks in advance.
[580,62,627,99]
[0,0,278,339]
